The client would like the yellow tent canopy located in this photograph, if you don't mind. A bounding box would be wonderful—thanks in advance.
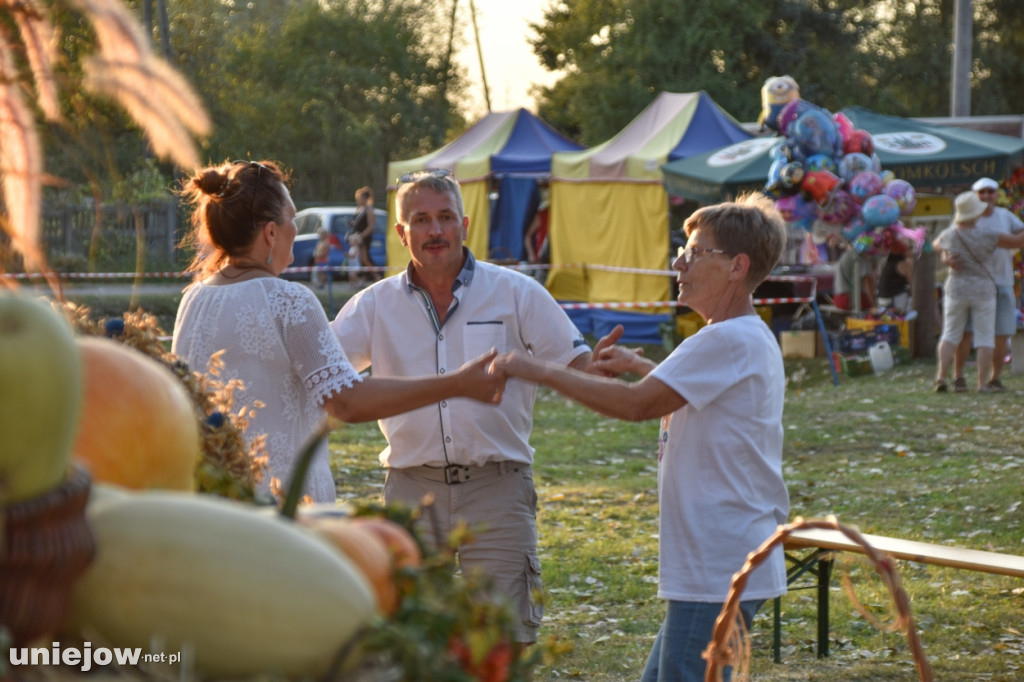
[546,91,752,306]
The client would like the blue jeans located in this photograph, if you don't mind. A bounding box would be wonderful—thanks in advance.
[640,599,765,682]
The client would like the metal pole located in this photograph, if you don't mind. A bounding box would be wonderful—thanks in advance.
[950,0,973,117]
[468,0,491,112]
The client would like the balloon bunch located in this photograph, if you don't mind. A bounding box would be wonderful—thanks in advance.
[761,94,925,257]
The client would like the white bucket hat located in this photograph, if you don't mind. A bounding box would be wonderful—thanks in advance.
[954,191,987,223]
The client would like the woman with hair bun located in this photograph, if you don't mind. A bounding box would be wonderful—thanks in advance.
[172,160,504,503]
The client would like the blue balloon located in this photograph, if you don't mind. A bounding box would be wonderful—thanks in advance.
[791,109,840,157]
[769,144,790,163]
[861,194,901,227]
[838,153,873,183]
[805,153,838,174]
[841,215,870,242]
[779,161,805,189]
[766,159,786,193]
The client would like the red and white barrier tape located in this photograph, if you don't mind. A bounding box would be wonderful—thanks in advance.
[3,263,818,310]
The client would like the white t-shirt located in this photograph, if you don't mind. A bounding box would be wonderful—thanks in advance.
[173,278,363,503]
[330,252,590,469]
[976,207,1024,287]
[649,315,789,602]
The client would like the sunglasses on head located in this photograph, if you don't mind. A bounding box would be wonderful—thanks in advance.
[398,168,455,184]
[231,160,270,231]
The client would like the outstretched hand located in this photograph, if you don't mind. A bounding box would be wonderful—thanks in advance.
[587,324,648,377]
[458,349,507,404]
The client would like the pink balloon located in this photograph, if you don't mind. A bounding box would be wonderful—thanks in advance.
[849,171,885,204]
[892,221,926,253]
[820,189,860,225]
[833,112,854,143]
[883,179,917,215]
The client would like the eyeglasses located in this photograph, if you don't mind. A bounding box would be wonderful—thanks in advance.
[977,189,997,195]
[677,245,733,264]
[398,168,455,184]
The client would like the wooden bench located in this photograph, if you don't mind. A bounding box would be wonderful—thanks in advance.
[773,528,1024,662]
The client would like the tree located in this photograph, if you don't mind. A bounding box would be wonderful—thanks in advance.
[530,0,876,145]
[530,0,1024,143]
[0,0,209,272]
[165,0,467,204]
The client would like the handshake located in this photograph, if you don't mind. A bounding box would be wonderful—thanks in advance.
[456,325,648,405]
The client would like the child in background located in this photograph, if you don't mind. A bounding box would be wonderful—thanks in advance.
[312,226,331,289]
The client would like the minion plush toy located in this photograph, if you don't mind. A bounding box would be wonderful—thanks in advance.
[757,75,800,133]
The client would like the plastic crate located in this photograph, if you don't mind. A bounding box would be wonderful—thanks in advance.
[840,354,874,377]
[845,317,910,349]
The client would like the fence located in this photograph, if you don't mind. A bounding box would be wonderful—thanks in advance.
[40,200,185,273]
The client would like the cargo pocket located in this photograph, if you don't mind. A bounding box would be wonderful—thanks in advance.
[523,553,544,628]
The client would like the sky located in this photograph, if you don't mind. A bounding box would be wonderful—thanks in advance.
[454,0,559,120]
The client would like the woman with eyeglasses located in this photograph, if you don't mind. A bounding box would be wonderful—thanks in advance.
[492,193,791,682]
[172,160,505,503]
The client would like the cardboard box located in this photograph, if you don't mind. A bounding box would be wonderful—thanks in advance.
[781,330,817,358]
[815,331,830,358]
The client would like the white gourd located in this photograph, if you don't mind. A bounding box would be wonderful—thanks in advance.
[65,487,376,678]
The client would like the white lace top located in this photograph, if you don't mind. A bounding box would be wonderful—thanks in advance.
[172,277,362,503]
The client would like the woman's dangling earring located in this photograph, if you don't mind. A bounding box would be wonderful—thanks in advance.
[266,252,273,266]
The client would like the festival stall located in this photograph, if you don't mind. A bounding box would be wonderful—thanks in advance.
[663,106,1024,202]
[842,107,1024,187]
[662,85,960,375]
[545,91,752,342]
[384,108,583,271]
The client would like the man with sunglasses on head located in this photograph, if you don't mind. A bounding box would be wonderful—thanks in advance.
[329,169,617,648]
[949,177,1024,392]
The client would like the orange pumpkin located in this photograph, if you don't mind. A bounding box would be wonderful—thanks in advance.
[303,517,398,614]
[72,337,200,491]
[351,516,422,570]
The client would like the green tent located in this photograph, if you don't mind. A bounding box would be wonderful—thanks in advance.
[661,137,780,203]
[662,107,1024,202]
[843,106,1024,187]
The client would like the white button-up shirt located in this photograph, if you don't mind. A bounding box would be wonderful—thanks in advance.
[330,252,590,469]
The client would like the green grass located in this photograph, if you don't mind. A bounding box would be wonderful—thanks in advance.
[329,353,1024,681]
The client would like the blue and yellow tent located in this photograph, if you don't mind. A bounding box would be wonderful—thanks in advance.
[546,91,752,306]
[385,109,582,271]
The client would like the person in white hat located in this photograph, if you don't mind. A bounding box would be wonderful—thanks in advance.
[948,178,1024,391]
[932,191,1024,393]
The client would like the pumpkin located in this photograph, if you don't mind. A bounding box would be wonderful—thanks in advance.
[72,337,200,491]
[65,488,376,678]
[351,516,422,570]
[304,516,399,614]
